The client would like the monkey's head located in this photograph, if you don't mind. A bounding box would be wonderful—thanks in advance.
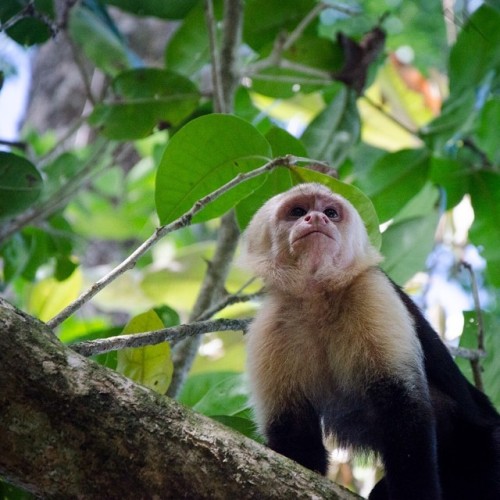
[241,183,381,292]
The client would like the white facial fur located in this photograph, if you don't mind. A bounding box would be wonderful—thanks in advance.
[241,183,381,293]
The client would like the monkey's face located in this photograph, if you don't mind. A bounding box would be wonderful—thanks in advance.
[241,183,381,291]
[276,188,348,272]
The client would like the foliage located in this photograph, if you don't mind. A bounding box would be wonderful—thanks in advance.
[1,0,500,493]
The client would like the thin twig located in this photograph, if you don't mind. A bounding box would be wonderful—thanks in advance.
[246,1,356,76]
[71,318,251,357]
[447,345,486,361]
[47,154,302,329]
[220,0,244,112]
[205,0,224,113]
[460,261,485,391]
[282,2,327,52]
[0,139,28,151]
[247,3,326,75]
[196,277,263,322]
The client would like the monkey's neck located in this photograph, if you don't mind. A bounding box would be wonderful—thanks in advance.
[268,263,379,297]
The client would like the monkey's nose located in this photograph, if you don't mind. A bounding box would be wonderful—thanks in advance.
[304,212,328,224]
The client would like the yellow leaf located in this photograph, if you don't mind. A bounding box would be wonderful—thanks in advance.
[116,310,173,394]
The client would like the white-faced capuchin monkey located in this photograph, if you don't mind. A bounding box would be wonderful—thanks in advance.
[241,183,500,500]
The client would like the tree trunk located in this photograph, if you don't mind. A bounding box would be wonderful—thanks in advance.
[0,299,361,499]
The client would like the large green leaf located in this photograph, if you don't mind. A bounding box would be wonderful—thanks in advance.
[380,184,440,284]
[89,68,200,139]
[474,97,500,166]
[448,5,500,96]
[0,152,43,218]
[381,213,439,284]
[0,0,54,45]
[69,4,134,76]
[469,172,500,286]
[116,310,173,394]
[420,90,476,152]
[179,371,258,439]
[301,85,360,168]
[181,372,250,417]
[234,127,305,229]
[430,157,470,210]
[165,1,215,76]
[155,114,272,225]
[364,149,431,223]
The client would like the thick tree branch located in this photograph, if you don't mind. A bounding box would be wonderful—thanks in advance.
[0,299,360,499]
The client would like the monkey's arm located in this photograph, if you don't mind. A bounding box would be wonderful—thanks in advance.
[366,377,441,500]
[265,400,329,475]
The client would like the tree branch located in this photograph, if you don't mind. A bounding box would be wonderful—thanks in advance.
[0,299,360,499]
[72,318,251,357]
[460,260,485,391]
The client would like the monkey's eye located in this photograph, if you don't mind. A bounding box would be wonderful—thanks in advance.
[324,208,339,219]
[289,206,307,218]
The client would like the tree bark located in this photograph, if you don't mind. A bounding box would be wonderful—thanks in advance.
[0,299,361,499]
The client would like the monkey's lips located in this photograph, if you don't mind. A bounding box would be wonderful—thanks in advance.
[293,229,334,244]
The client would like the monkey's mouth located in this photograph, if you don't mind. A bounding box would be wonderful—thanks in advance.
[293,230,333,243]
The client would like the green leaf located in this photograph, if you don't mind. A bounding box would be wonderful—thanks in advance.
[1,232,30,283]
[106,0,198,19]
[165,1,216,76]
[430,157,470,209]
[89,68,200,139]
[0,152,43,219]
[235,167,293,229]
[211,415,260,440]
[265,126,307,158]
[365,149,430,223]
[116,310,173,394]
[153,304,180,328]
[420,90,476,152]
[243,0,316,51]
[179,372,250,416]
[469,172,500,286]
[301,86,360,168]
[381,184,440,284]
[0,0,54,45]
[234,127,306,228]
[474,97,500,165]
[249,35,342,98]
[457,311,500,410]
[290,166,382,250]
[449,5,500,96]
[155,114,272,225]
[69,4,134,76]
